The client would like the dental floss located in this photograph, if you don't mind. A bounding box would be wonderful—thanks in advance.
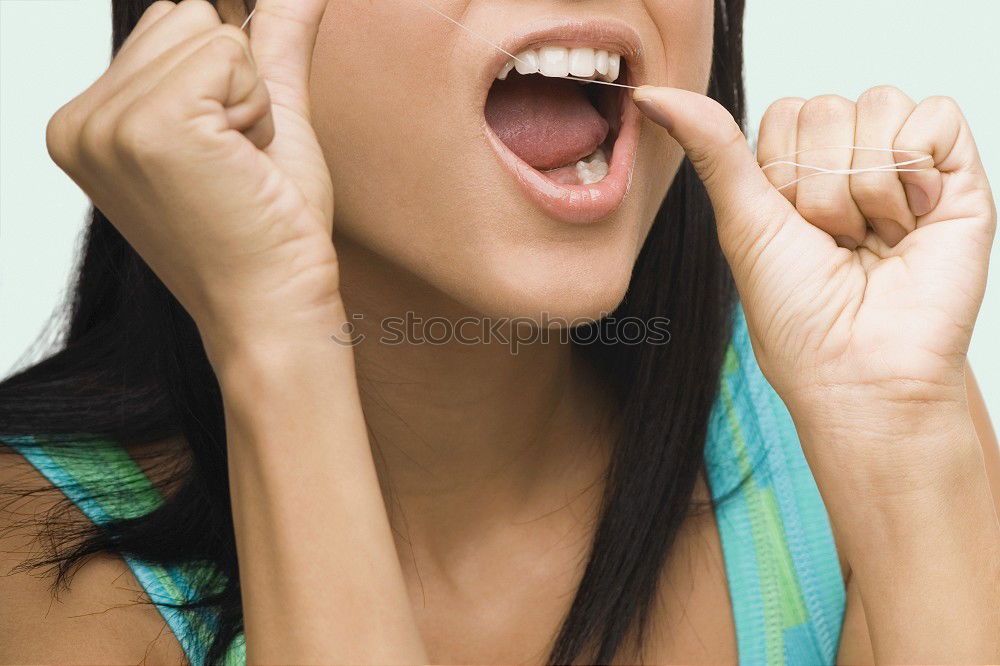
[413,0,640,90]
[760,146,934,191]
[412,1,936,186]
[240,2,937,191]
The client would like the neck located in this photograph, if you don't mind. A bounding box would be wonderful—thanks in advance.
[335,237,616,559]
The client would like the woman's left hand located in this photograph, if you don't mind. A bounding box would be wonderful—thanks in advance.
[632,85,996,502]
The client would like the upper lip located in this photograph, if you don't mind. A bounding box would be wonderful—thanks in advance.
[474,18,645,225]
[480,19,645,91]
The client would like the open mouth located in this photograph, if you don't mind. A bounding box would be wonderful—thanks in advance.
[487,46,626,186]
[482,31,642,224]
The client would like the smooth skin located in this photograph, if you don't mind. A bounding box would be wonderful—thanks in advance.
[1,0,998,663]
[633,85,1000,662]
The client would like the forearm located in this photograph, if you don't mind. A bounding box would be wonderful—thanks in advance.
[210,326,427,665]
[799,413,1000,663]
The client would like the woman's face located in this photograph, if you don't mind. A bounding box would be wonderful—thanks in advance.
[309,0,714,320]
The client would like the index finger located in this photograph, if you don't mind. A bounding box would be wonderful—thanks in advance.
[247,0,328,117]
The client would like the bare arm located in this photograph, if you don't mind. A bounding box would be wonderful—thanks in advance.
[820,416,998,663]
[41,0,429,660]
[631,82,999,665]
[213,327,428,664]
[836,362,1000,664]
[968,364,1000,515]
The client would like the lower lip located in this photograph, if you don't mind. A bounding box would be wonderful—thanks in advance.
[484,92,641,225]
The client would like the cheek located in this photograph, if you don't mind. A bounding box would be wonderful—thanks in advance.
[651,0,715,92]
[309,4,439,223]
[636,0,715,220]
[297,1,717,320]
[306,2,521,263]
[302,5,567,318]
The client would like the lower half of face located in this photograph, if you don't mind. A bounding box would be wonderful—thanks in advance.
[311,0,713,321]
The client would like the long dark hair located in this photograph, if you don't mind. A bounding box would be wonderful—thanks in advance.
[0,1,745,663]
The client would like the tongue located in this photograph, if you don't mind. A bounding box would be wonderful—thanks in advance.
[485,74,609,171]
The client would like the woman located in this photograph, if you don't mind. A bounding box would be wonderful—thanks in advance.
[1,0,998,663]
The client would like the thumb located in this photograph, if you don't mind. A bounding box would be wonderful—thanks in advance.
[632,86,794,260]
[245,0,334,227]
[248,0,328,118]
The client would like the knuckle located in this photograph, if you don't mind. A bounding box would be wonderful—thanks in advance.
[45,105,77,168]
[921,95,962,117]
[689,119,745,184]
[857,85,911,110]
[849,171,893,203]
[800,94,854,122]
[763,97,806,124]
[214,23,250,48]
[718,118,747,149]
[796,191,850,224]
[78,112,116,164]
[144,0,175,18]
[760,97,805,140]
[207,28,252,65]
[112,105,161,160]
[796,205,843,229]
[176,0,222,28]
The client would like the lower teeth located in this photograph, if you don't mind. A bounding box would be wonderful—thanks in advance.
[576,147,609,185]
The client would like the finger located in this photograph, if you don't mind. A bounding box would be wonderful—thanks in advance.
[850,86,917,246]
[118,0,176,55]
[92,25,256,130]
[757,97,806,206]
[99,0,221,105]
[894,96,973,220]
[117,32,266,161]
[227,77,277,150]
[795,95,867,250]
[249,0,328,118]
[248,0,333,227]
[631,86,799,268]
[112,0,220,73]
[99,33,271,273]
[114,23,273,152]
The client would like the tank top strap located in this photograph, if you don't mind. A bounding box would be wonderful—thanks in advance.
[3,435,244,665]
[704,306,846,665]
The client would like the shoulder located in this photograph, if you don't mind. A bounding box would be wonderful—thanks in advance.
[0,444,187,664]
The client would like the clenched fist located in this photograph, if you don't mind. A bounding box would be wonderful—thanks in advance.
[44,0,338,357]
[633,84,995,501]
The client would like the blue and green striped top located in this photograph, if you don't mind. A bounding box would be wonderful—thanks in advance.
[5,307,845,664]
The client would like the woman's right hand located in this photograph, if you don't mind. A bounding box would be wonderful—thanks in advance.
[45,0,337,357]
[44,5,435,661]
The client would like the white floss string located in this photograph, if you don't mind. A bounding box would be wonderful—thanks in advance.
[760,146,934,191]
[412,2,935,187]
[241,3,935,190]
[240,8,254,32]
[240,1,633,91]
[413,0,639,90]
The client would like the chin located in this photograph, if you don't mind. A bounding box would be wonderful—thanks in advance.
[314,5,695,325]
[458,243,639,325]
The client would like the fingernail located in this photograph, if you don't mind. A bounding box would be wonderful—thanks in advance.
[904,183,932,217]
[632,89,673,132]
[834,235,858,251]
[632,85,656,101]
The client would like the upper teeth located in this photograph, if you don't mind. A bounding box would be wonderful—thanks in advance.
[498,46,622,83]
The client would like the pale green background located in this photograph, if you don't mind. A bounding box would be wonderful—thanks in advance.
[2,1,998,417]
